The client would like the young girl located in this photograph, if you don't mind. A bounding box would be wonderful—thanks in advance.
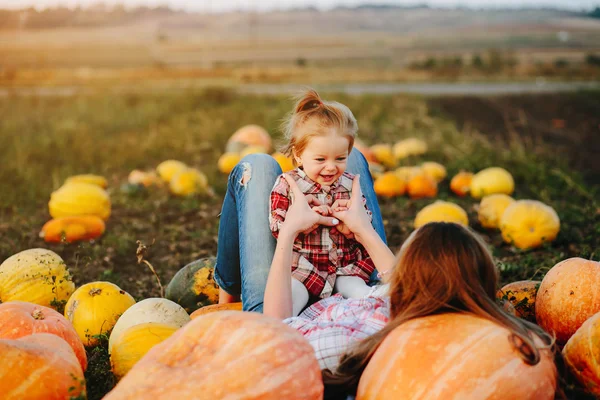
[269,89,376,316]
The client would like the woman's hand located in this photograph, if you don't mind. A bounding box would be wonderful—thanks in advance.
[331,175,374,243]
[280,174,339,238]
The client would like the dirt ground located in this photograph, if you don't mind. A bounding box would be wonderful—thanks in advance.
[428,91,600,187]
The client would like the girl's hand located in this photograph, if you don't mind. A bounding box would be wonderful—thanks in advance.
[331,175,374,243]
[311,204,332,216]
[281,174,339,237]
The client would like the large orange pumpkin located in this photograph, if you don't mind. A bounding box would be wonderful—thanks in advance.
[1,333,86,400]
[189,302,243,319]
[535,258,600,345]
[0,301,87,371]
[104,311,323,400]
[357,313,557,400]
[563,311,600,396]
[407,173,438,199]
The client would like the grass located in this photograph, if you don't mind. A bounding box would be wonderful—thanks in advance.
[1,88,599,399]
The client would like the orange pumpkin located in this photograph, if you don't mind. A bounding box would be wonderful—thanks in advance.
[1,333,86,400]
[226,125,272,153]
[357,313,557,400]
[536,258,600,345]
[0,301,87,371]
[407,173,438,199]
[450,171,473,196]
[104,311,323,400]
[190,302,243,319]
[40,215,106,243]
[563,311,600,396]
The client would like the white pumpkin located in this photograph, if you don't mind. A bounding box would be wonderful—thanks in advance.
[109,298,190,354]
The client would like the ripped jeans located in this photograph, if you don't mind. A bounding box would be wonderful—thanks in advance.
[213,149,387,312]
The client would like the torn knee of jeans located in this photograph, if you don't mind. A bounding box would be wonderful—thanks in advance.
[239,162,251,186]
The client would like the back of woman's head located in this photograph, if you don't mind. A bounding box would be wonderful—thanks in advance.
[280,89,358,162]
[324,222,553,396]
[388,222,499,319]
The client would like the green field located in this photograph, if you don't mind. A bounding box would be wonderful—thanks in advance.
[1,88,599,399]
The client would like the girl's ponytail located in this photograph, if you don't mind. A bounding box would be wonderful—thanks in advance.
[294,89,323,114]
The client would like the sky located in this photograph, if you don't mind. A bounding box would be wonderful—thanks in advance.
[0,0,595,12]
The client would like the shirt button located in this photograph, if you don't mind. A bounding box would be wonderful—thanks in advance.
[332,243,337,249]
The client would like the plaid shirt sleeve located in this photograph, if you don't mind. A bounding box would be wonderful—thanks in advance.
[362,194,372,223]
[269,175,291,239]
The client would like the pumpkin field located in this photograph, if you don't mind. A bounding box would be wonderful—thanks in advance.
[1,87,599,399]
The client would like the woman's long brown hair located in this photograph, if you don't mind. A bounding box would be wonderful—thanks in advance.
[323,222,554,397]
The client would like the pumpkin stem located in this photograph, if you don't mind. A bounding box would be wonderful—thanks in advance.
[89,288,103,296]
[32,309,45,320]
[136,240,164,298]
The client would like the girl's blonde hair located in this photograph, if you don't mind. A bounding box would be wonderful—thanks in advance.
[280,89,358,165]
[323,222,554,396]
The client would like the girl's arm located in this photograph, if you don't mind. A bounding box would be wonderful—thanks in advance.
[263,174,339,319]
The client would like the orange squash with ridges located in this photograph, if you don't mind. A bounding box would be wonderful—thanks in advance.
[40,215,105,243]
[104,311,323,400]
[0,301,87,371]
[1,333,86,400]
[563,311,600,396]
[357,313,556,400]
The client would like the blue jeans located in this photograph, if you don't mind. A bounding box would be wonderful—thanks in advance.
[213,149,387,312]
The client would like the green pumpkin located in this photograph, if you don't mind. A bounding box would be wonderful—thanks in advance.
[165,257,220,313]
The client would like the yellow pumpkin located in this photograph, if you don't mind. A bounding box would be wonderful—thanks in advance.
[65,281,136,346]
[49,182,111,220]
[109,298,190,355]
[226,124,272,152]
[0,249,75,311]
[128,170,160,187]
[111,322,178,379]
[217,153,241,174]
[500,200,560,250]
[271,152,294,172]
[169,168,209,196]
[470,167,514,198]
[373,172,406,198]
[156,160,187,183]
[65,174,108,189]
[370,144,396,169]
[393,138,428,160]
[394,166,422,183]
[414,201,468,228]
[478,194,515,229]
[420,161,447,182]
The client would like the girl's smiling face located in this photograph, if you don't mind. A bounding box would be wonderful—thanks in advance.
[294,130,350,187]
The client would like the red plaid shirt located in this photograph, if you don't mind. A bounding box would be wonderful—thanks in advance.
[269,168,375,298]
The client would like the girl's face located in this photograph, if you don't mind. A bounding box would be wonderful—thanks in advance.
[295,131,350,186]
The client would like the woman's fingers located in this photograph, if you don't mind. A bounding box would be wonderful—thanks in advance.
[331,199,350,209]
[305,194,322,207]
[350,174,363,202]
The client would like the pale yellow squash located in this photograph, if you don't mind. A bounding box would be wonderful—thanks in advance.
[478,194,515,229]
[470,167,514,198]
[0,249,75,310]
[156,160,188,183]
[49,182,111,220]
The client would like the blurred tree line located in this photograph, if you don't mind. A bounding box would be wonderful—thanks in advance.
[0,5,177,29]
